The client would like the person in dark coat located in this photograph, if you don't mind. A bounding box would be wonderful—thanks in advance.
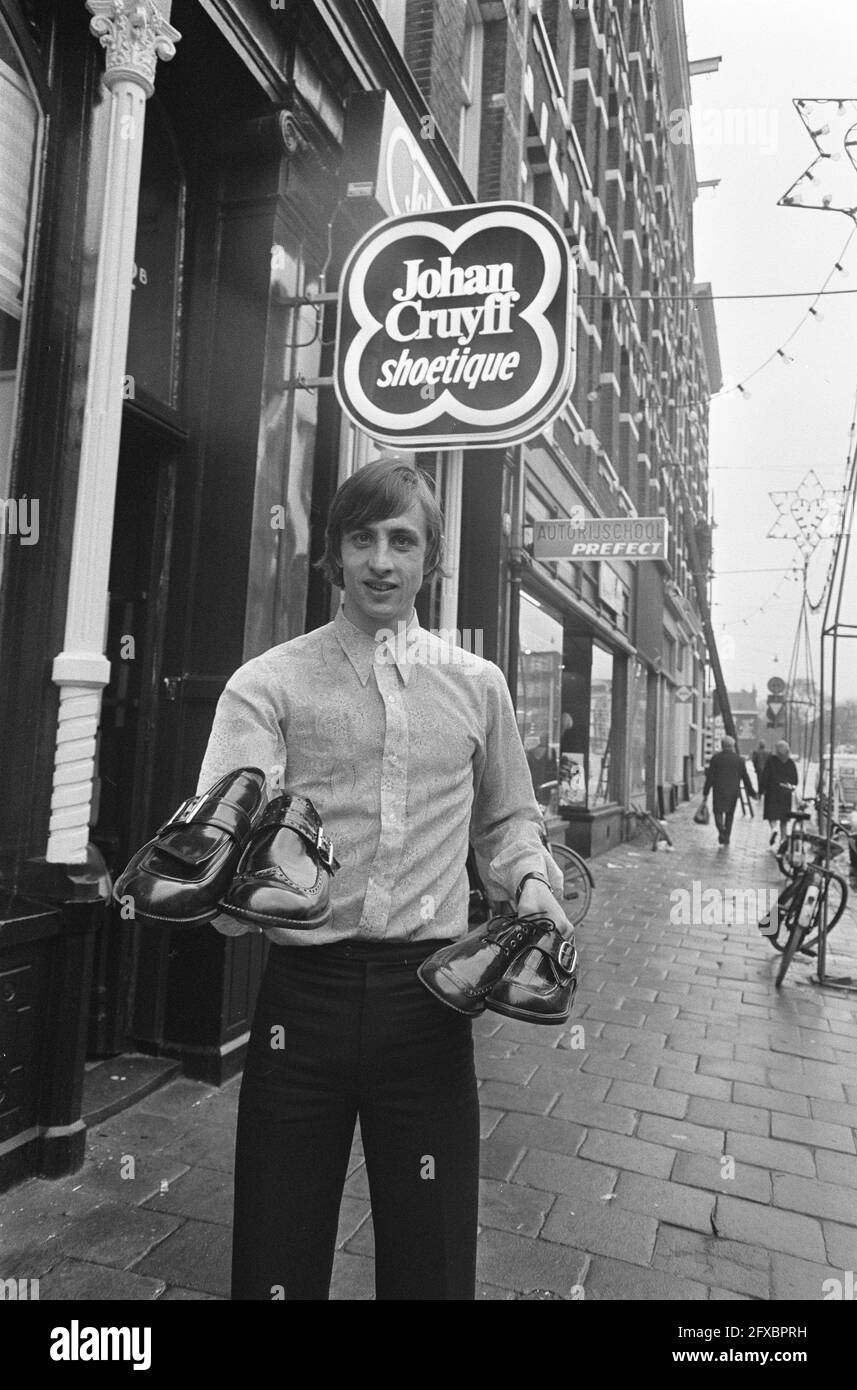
[751,741,769,786]
[702,735,757,845]
[759,739,799,846]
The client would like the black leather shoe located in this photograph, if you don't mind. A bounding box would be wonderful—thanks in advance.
[112,768,267,926]
[417,913,556,1016]
[218,794,340,929]
[487,924,578,1025]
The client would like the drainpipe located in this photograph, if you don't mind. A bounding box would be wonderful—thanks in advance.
[45,1,180,863]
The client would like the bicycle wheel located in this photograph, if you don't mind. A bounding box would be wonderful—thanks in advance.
[548,842,593,926]
[797,870,848,952]
[775,877,812,987]
[759,877,799,951]
[775,831,802,879]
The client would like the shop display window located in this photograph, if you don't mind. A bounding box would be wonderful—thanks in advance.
[0,19,41,508]
[243,232,322,658]
[588,643,615,807]
[125,98,186,410]
[628,656,648,797]
[517,592,563,811]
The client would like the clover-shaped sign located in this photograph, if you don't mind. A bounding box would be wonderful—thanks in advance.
[334,202,576,448]
[768,469,843,559]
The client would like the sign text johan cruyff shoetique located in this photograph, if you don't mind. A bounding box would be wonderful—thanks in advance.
[334,202,576,449]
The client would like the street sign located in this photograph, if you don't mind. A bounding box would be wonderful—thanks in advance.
[766,700,785,727]
[767,676,786,696]
[334,201,576,449]
[532,516,668,560]
[675,685,692,702]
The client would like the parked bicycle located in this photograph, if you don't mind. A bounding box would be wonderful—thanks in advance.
[466,808,594,927]
[775,798,856,883]
[758,858,849,988]
[624,800,674,852]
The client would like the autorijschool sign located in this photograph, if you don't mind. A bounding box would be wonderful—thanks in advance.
[334,201,576,449]
[532,514,668,561]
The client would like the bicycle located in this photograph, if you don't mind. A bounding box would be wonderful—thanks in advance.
[466,814,594,927]
[625,800,674,852]
[758,860,849,988]
[775,798,851,880]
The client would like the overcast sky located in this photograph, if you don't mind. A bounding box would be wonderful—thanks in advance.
[683,0,857,706]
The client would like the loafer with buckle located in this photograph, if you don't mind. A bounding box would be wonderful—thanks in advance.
[487,925,578,1025]
[112,767,267,927]
[417,913,556,1016]
[218,793,340,930]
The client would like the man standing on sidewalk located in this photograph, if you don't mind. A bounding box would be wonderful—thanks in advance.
[196,457,572,1301]
[702,735,757,846]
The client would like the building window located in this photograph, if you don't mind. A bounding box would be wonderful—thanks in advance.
[0,17,41,504]
[517,591,564,813]
[589,642,615,806]
[126,98,186,411]
[458,0,483,193]
[628,656,647,797]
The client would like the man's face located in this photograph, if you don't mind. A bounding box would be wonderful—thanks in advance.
[339,502,429,636]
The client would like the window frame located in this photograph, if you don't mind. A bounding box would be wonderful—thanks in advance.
[0,7,45,512]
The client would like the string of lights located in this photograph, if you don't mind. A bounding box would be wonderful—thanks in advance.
[713,566,801,629]
[806,378,857,612]
[719,226,856,401]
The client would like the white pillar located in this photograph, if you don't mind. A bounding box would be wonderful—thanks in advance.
[45,1,180,863]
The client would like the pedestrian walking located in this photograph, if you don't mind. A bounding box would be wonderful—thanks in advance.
[759,738,799,846]
[751,740,769,787]
[195,457,572,1301]
[702,735,757,845]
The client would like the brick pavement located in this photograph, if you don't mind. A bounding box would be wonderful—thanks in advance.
[1,801,855,1301]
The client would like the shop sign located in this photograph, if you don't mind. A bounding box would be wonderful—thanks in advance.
[334,201,576,449]
[533,516,668,560]
[341,91,450,218]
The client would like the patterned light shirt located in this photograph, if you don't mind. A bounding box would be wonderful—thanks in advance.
[196,606,561,946]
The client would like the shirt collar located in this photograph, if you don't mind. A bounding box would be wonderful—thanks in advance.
[333,606,420,687]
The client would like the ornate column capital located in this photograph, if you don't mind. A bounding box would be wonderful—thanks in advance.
[86,0,181,97]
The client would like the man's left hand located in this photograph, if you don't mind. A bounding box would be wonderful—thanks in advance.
[516,879,575,942]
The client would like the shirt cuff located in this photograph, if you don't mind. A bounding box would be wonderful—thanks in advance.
[485,839,564,904]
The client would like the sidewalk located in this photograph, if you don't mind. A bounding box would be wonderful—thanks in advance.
[2,802,856,1300]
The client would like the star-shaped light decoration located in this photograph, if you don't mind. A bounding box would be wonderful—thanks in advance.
[778,99,857,218]
[768,470,843,559]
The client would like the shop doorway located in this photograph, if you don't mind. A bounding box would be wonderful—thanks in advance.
[89,407,182,1054]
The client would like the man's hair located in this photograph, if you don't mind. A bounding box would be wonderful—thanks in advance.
[776,739,790,756]
[721,735,735,750]
[316,457,446,588]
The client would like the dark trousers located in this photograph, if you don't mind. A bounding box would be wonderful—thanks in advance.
[714,806,735,841]
[232,938,479,1301]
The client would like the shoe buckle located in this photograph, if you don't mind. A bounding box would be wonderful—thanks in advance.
[316,828,335,870]
[556,940,577,974]
[162,794,202,829]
